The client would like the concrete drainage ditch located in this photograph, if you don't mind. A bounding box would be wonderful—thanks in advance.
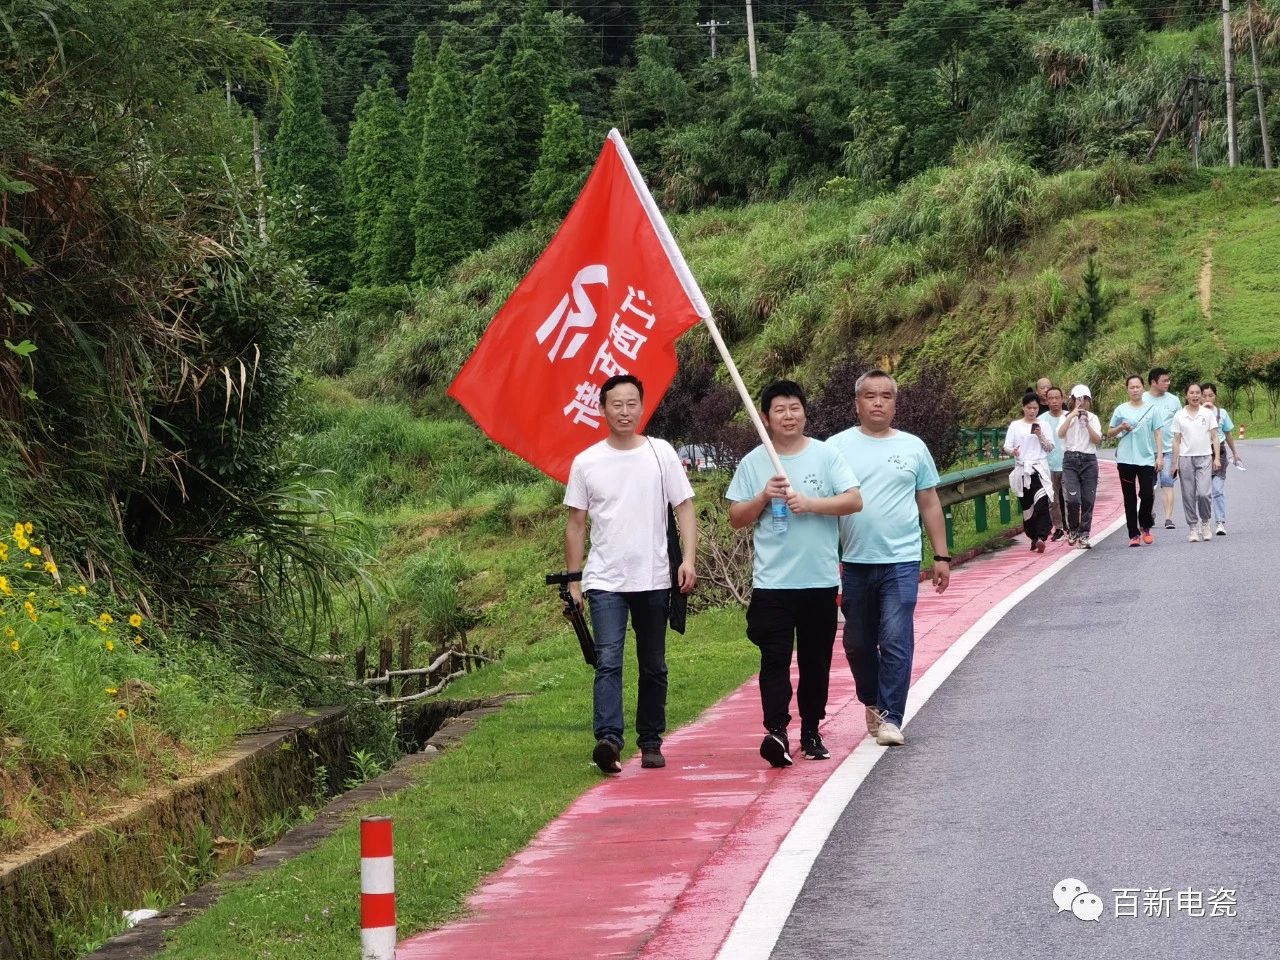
[0,695,515,960]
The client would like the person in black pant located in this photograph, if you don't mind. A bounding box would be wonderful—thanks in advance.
[1107,374,1163,547]
[726,381,862,767]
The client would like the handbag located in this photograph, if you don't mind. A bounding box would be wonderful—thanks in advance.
[649,440,688,634]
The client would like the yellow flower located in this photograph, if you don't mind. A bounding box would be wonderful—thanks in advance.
[12,522,22,538]
[14,537,28,551]
[28,546,40,556]
[8,640,17,653]
[3,626,13,638]
[98,612,114,624]
[67,586,77,594]
[23,522,32,535]
[133,635,143,646]
[24,601,37,622]
[116,708,128,720]
[0,576,10,596]
[105,687,118,696]
[97,623,107,632]
[44,561,58,575]
[22,562,32,570]
[129,613,143,628]
[105,639,114,651]
[78,585,87,595]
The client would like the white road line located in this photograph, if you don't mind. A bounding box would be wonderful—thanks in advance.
[714,510,1129,960]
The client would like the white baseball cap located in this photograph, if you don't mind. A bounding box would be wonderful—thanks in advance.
[1069,384,1092,400]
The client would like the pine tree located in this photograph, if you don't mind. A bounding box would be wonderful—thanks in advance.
[412,39,478,282]
[528,100,590,222]
[344,77,411,286]
[638,0,700,67]
[271,32,350,288]
[468,56,523,241]
[403,32,436,165]
[328,13,392,135]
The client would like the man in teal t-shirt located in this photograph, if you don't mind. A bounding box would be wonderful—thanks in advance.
[827,369,950,748]
[1037,385,1066,541]
[727,380,861,768]
[1142,367,1181,528]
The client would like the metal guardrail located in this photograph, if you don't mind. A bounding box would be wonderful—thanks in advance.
[934,459,1016,551]
[957,427,1009,461]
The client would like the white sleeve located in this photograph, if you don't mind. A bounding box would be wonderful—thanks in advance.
[564,456,589,510]
[660,441,694,504]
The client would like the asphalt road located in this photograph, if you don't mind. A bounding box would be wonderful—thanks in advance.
[771,439,1280,960]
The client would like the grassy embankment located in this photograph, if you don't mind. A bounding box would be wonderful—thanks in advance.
[152,162,1280,957]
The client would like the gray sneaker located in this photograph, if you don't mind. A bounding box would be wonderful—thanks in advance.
[1079,537,1092,549]
[1200,520,1212,541]
[876,722,905,747]
[1216,522,1227,536]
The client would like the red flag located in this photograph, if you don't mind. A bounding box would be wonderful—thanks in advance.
[447,129,710,483]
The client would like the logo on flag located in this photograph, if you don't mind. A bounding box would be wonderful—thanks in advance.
[448,129,711,483]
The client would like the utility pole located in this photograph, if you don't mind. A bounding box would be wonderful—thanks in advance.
[253,116,267,241]
[698,18,730,59]
[1190,64,1202,168]
[1246,1,1273,168]
[745,0,758,81]
[1222,0,1238,167]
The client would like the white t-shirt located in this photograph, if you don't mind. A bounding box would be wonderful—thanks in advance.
[1171,407,1218,458]
[564,437,695,592]
[1061,412,1101,454]
[1004,419,1050,465]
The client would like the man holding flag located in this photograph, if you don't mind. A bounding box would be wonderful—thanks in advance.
[565,374,696,773]
[450,127,794,773]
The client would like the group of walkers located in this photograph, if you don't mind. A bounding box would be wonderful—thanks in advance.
[564,366,1247,777]
[1008,369,1244,551]
[565,371,947,775]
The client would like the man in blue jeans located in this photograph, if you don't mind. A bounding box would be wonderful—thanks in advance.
[828,370,951,747]
[564,375,697,774]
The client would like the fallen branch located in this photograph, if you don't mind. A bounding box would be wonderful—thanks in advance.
[379,669,468,705]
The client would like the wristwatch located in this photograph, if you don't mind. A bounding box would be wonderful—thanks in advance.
[933,555,952,564]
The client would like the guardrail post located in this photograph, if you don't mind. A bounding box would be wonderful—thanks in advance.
[998,489,1012,524]
[974,494,988,533]
[943,506,955,551]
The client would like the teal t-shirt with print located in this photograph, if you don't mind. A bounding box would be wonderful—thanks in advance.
[1110,401,1159,465]
[1037,411,1065,471]
[726,438,859,589]
[1142,390,1181,453]
[827,427,941,565]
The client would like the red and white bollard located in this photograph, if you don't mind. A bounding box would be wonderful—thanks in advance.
[361,816,396,960]
[1238,423,1245,441]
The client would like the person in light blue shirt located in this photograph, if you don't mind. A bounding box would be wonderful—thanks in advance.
[827,369,950,748]
[1037,386,1067,541]
[1200,383,1245,535]
[1142,367,1181,528]
[1108,373,1164,545]
[727,380,861,768]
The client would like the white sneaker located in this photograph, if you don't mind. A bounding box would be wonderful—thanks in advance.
[1200,521,1212,540]
[1188,530,1200,543]
[1079,537,1092,549]
[864,706,884,737]
[876,722,905,747]
[1216,523,1227,537]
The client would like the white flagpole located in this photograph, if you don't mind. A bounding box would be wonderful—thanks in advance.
[607,129,787,480]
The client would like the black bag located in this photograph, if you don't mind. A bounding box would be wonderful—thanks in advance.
[666,504,687,634]
[650,440,688,634]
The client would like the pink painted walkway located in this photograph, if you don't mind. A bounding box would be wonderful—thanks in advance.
[399,464,1124,960]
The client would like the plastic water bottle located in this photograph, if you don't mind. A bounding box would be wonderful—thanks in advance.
[770,497,789,533]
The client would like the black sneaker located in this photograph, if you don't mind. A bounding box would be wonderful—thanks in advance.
[800,731,830,760]
[1050,528,1065,542]
[640,746,666,769]
[592,739,622,774]
[760,731,793,768]
[1164,518,1176,529]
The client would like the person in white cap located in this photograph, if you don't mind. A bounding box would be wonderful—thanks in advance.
[1057,384,1102,548]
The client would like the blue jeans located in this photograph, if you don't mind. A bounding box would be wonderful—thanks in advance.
[840,563,919,728]
[587,589,669,748]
